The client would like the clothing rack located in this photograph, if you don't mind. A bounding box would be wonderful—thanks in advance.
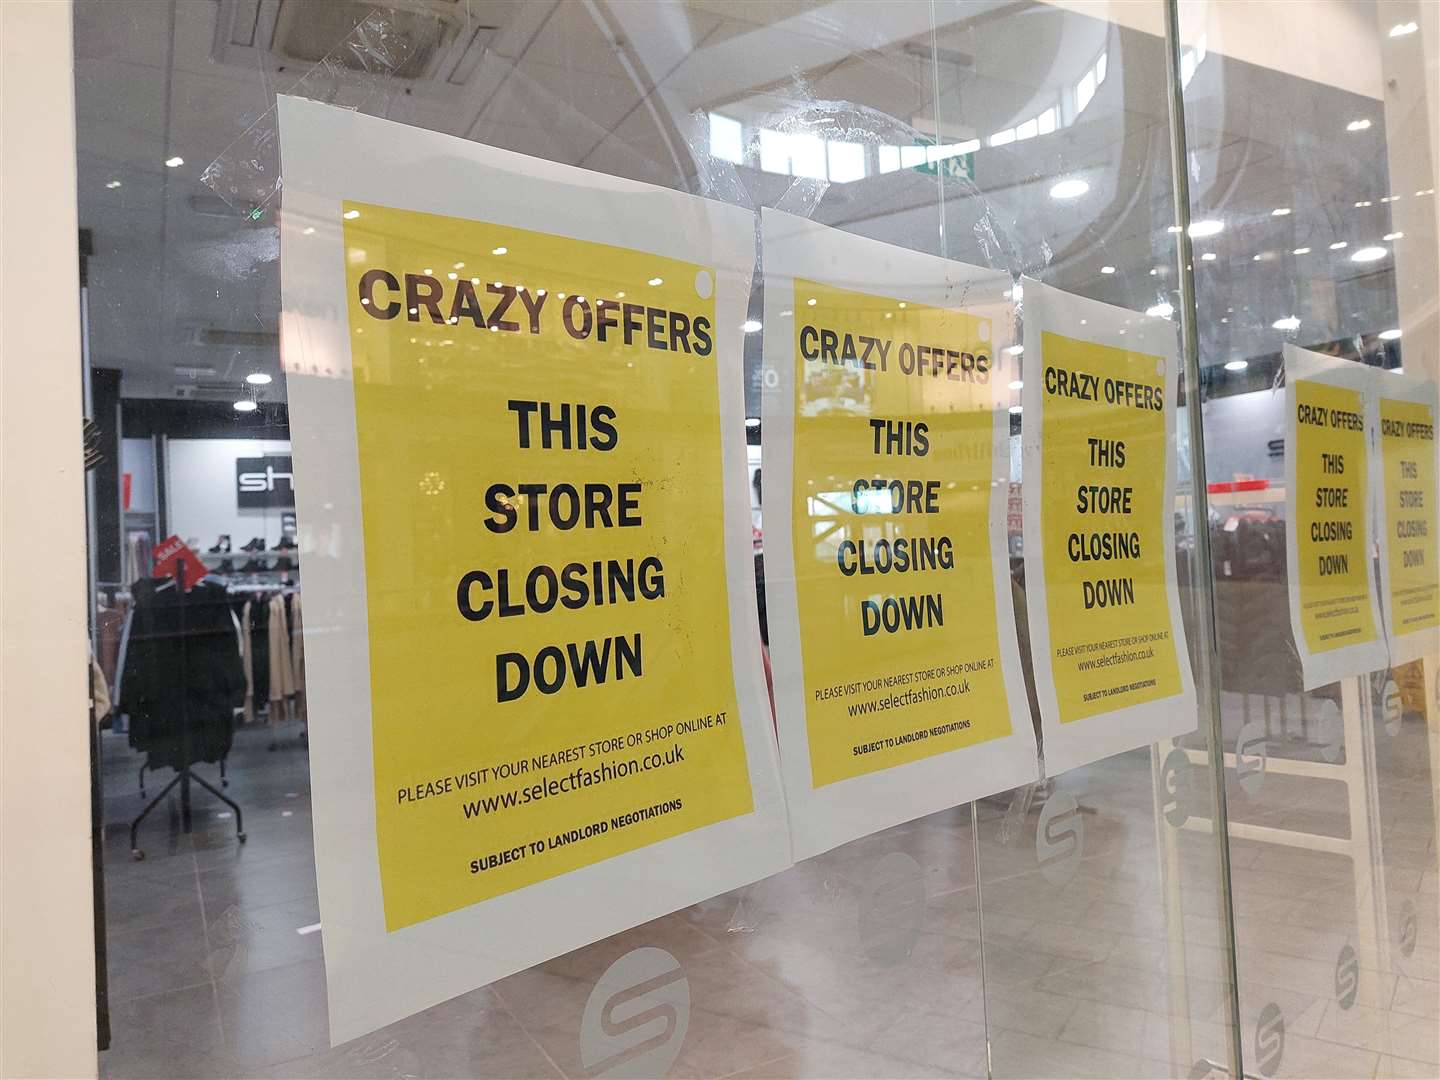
[129,561,246,859]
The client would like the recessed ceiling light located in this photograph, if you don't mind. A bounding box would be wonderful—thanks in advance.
[164,155,184,168]
[1201,252,1217,261]
[1351,245,1387,262]
[1293,247,1311,255]
[1166,225,1182,234]
[1049,178,1089,200]
[1005,345,1024,356]
[1008,379,1024,390]
[1008,405,1023,415]
[343,209,360,220]
[741,319,762,333]
[233,400,258,412]
[302,226,315,236]
[245,372,272,385]
[1329,241,1348,250]
[1346,119,1371,132]
[648,277,664,286]
[806,298,817,306]
[1100,265,1115,274]
[105,179,122,189]
[1379,328,1402,340]
[745,418,760,428]
[492,247,507,255]
[1383,231,1403,241]
[1188,219,1224,238]
[1271,207,1290,216]
[1272,316,1301,331]
[1354,200,1373,208]
[1224,359,1248,372]
[1389,21,1418,37]
[1146,302,1174,318]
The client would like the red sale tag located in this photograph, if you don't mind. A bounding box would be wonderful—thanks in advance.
[152,535,208,590]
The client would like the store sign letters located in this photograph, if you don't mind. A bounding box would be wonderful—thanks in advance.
[760,210,1036,860]
[1375,373,1439,666]
[1283,346,1388,687]
[1020,280,1197,774]
[279,96,789,1043]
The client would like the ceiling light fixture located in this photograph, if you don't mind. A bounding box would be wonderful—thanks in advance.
[105,179,122,189]
[1224,359,1248,372]
[1009,379,1024,390]
[1346,119,1372,132]
[1329,241,1348,250]
[1201,252,1217,261]
[233,400,258,412]
[492,247,507,255]
[1389,21,1418,37]
[1379,328,1401,340]
[1188,219,1224,238]
[1383,231,1403,241]
[1351,246,1386,262]
[1049,178,1089,200]
[1005,345,1024,356]
[1271,207,1291,217]
[164,155,184,168]
[1100,265,1115,275]
[343,209,360,220]
[648,277,664,286]
[1293,246,1311,255]
[1272,315,1301,331]
[1146,302,1174,318]
[245,372,272,385]
[1008,405,1023,415]
[741,319,762,333]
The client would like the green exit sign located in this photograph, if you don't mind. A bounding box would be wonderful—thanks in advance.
[911,145,974,182]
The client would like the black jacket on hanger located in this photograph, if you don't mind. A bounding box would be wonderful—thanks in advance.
[120,577,244,770]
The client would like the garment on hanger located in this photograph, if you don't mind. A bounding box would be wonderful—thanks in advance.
[288,591,306,722]
[118,577,244,771]
[237,596,272,722]
[267,592,296,703]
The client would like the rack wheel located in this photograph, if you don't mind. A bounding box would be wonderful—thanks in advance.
[238,832,247,843]
[131,849,145,861]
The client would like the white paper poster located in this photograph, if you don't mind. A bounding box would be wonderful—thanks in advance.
[760,209,1037,861]
[278,96,790,1043]
[1283,345,1388,689]
[1020,280,1197,776]
[1372,369,1439,668]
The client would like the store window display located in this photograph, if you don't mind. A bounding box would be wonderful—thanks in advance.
[0,0,1428,1077]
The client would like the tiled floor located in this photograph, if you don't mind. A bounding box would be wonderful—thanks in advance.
[95,696,1438,1078]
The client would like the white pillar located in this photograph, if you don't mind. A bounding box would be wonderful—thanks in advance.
[1,2,99,1077]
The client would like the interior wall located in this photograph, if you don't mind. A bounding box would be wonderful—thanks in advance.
[0,2,100,1077]
[166,437,294,550]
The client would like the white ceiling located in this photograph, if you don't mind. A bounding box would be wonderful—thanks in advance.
[73,0,1403,407]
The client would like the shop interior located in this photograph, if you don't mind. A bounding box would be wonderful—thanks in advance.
[75,2,1435,1078]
